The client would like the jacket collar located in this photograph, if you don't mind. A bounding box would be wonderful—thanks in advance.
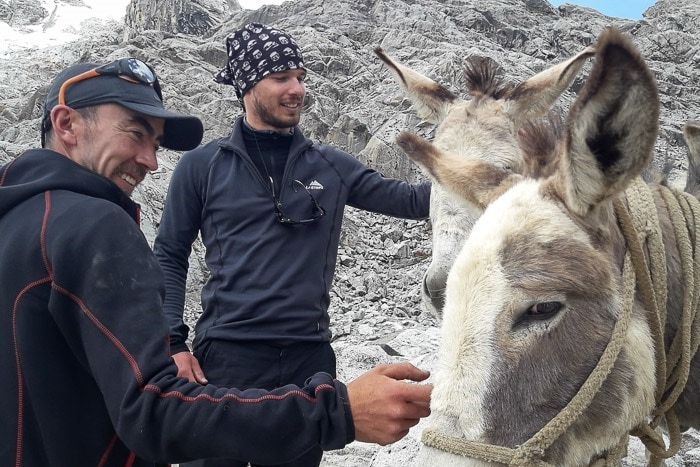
[218,116,310,158]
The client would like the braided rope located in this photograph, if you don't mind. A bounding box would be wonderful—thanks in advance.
[627,184,700,463]
[623,179,668,402]
[421,428,556,466]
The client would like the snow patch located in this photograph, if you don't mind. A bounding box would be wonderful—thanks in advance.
[0,0,130,58]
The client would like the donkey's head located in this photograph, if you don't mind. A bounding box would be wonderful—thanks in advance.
[376,42,593,319]
[399,28,660,465]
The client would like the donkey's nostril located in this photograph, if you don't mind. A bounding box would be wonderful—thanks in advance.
[422,275,446,317]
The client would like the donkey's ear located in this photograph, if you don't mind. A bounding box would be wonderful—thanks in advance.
[396,131,521,209]
[505,45,595,123]
[375,47,459,123]
[559,28,659,217]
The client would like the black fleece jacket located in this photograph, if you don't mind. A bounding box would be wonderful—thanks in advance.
[154,117,431,354]
[0,150,353,466]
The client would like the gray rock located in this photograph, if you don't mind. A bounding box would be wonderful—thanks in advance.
[123,0,241,39]
[0,0,47,27]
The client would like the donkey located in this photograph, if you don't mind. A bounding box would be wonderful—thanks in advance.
[393,28,700,466]
[375,38,594,319]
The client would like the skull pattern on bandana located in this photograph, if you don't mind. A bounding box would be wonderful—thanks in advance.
[214,22,305,101]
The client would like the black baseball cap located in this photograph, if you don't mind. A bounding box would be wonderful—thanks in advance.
[42,59,203,151]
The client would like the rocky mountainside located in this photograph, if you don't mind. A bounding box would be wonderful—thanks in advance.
[123,0,241,38]
[1,0,699,464]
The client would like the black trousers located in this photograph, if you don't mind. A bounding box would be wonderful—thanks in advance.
[181,340,337,467]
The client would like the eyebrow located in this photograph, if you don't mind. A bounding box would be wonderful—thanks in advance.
[277,69,306,79]
[129,115,163,145]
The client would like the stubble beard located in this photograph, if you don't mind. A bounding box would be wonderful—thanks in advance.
[251,95,302,131]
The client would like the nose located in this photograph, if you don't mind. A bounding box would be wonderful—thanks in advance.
[135,145,159,172]
[422,262,449,316]
[289,79,305,97]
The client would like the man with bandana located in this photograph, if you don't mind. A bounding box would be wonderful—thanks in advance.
[154,22,432,467]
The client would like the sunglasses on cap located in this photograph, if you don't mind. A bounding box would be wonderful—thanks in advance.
[57,57,163,106]
[41,58,163,148]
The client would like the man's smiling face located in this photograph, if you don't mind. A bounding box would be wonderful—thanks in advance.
[74,103,163,195]
[244,68,306,132]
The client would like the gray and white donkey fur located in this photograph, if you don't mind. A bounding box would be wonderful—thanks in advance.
[378,27,700,466]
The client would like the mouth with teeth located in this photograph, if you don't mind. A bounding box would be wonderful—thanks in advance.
[116,164,147,194]
[120,172,139,187]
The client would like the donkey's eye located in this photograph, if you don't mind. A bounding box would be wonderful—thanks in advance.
[513,301,563,328]
[529,301,563,316]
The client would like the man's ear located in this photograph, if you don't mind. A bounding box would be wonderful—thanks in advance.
[49,105,79,148]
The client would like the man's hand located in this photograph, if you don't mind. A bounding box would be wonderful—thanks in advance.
[172,351,208,384]
[347,362,431,445]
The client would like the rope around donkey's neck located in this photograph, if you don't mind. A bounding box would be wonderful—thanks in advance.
[621,179,700,465]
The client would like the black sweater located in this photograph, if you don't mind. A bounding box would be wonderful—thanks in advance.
[0,150,353,466]
[154,117,431,354]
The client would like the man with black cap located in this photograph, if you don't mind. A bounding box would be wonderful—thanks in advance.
[0,57,431,466]
[154,23,432,467]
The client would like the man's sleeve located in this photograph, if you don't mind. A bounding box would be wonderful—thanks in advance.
[340,150,431,219]
[48,199,355,463]
[153,150,205,353]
